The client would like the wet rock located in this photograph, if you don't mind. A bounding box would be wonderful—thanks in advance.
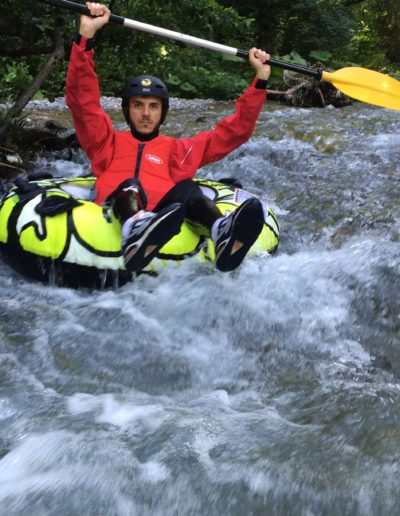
[0,146,25,180]
[0,122,81,181]
[18,127,74,151]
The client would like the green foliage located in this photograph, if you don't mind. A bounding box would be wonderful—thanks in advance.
[0,0,75,104]
[79,0,254,98]
[0,0,399,109]
[309,50,332,63]
[217,0,354,56]
[345,0,400,69]
[277,0,353,56]
[218,0,399,75]
[166,66,249,99]
[279,51,308,67]
[0,60,33,102]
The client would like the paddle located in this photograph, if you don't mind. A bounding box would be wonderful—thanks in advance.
[39,0,400,110]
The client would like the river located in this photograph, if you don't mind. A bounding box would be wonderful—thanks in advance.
[0,97,400,515]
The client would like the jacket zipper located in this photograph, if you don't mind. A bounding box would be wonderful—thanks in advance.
[134,143,145,179]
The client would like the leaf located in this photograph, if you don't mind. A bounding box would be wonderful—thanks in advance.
[4,68,17,83]
[32,90,45,101]
[167,75,182,86]
[288,51,308,66]
[280,52,308,66]
[180,82,197,93]
[309,50,332,62]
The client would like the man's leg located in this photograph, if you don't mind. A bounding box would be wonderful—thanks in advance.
[109,179,185,273]
[156,180,265,272]
[122,203,185,273]
[154,179,221,232]
[211,198,264,272]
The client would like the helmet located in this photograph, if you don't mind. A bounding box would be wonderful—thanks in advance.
[121,75,169,126]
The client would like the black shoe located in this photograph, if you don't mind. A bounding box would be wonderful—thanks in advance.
[123,203,185,272]
[214,198,264,272]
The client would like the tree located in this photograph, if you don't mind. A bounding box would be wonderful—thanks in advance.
[0,1,71,143]
[216,0,355,58]
[347,0,400,65]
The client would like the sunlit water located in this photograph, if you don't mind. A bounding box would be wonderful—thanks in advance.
[1,98,400,515]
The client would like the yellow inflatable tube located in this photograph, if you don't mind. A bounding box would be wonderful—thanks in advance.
[0,176,279,288]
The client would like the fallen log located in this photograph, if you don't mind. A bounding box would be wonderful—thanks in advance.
[267,67,352,108]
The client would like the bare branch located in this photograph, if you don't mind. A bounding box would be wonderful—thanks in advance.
[0,26,65,144]
[2,46,55,57]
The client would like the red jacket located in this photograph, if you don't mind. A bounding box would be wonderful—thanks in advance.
[66,39,267,210]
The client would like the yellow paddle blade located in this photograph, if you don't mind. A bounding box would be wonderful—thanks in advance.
[322,67,400,110]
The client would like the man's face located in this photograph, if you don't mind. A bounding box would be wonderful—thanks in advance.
[128,95,162,134]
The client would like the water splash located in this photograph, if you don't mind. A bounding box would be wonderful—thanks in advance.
[1,102,400,514]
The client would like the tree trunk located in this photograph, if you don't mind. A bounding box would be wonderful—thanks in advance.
[0,26,65,145]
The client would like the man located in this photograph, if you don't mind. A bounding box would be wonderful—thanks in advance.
[66,2,272,273]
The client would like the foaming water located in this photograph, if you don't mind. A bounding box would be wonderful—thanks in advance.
[1,102,400,514]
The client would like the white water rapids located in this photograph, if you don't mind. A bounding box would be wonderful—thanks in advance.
[1,99,400,514]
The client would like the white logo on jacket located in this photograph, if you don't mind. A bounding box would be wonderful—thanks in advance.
[145,153,163,165]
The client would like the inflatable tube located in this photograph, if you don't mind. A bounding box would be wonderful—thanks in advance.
[0,176,279,289]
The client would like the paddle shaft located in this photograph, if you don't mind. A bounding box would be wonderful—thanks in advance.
[39,0,322,79]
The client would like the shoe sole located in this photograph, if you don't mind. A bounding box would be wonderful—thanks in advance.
[124,203,185,272]
[216,198,264,272]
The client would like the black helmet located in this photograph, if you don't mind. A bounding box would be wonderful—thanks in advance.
[121,75,169,126]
